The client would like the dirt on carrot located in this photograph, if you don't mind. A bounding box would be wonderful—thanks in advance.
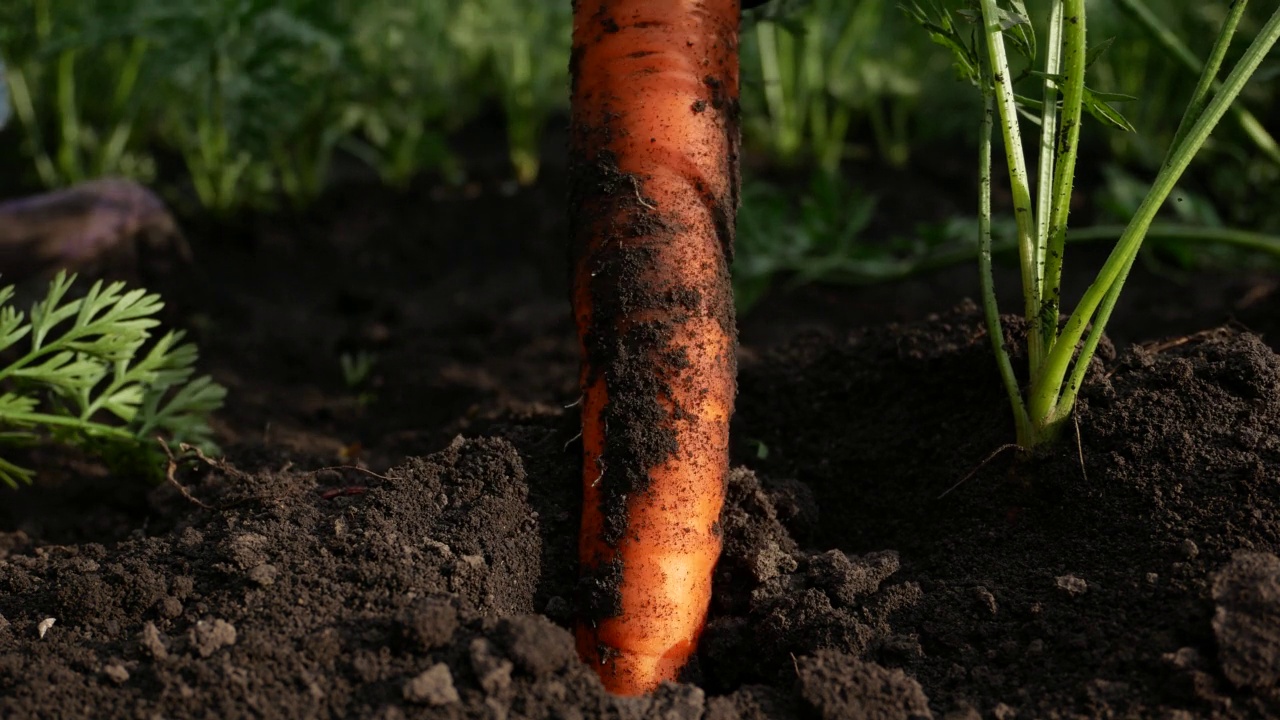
[568,0,742,695]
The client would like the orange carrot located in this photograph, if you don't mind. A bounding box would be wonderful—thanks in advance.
[568,0,741,696]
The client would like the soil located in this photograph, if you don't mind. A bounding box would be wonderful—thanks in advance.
[3,133,1280,719]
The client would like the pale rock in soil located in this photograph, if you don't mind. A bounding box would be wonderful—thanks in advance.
[1211,551,1280,690]
[1055,575,1088,596]
[139,622,169,660]
[102,663,129,684]
[0,177,190,287]
[189,617,237,658]
[402,663,460,706]
[247,563,278,586]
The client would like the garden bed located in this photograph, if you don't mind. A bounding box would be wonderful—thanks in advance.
[2,156,1280,719]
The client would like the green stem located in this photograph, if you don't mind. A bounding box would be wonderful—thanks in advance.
[757,22,801,163]
[821,223,1280,285]
[98,37,148,176]
[4,66,59,186]
[0,411,136,442]
[979,74,1032,445]
[1116,0,1280,166]
[1039,0,1087,358]
[1054,251,1136,424]
[1066,223,1280,254]
[978,0,1041,372]
[1029,6,1280,429]
[55,49,83,184]
[1165,0,1248,165]
[1034,2,1065,293]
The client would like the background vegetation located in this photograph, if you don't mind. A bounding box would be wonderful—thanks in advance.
[2,0,1277,304]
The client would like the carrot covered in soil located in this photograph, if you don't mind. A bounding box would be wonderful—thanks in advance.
[569,0,741,696]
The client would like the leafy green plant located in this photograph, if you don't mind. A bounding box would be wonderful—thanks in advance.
[339,350,375,386]
[0,272,226,488]
[734,173,879,313]
[906,0,1280,447]
[449,0,572,185]
[742,0,927,173]
[0,0,156,187]
[1114,0,1280,167]
[144,0,347,212]
[339,0,478,189]
[338,350,377,409]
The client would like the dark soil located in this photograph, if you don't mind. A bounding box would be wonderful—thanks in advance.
[4,142,1280,719]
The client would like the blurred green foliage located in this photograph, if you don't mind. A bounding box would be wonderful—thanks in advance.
[0,0,572,211]
[0,0,1275,248]
[733,0,1280,310]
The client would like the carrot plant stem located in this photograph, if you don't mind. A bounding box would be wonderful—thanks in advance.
[1065,224,1280,255]
[1039,0,1086,359]
[979,64,1031,445]
[1164,0,1249,167]
[978,0,1041,374]
[1034,2,1065,296]
[1116,0,1280,166]
[1030,6,1280,432]
[822,224,1280,285]
[1056,251,1136,423]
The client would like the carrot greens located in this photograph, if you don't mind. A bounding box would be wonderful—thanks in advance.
[0,272,225,487]
[906,0,1280,447]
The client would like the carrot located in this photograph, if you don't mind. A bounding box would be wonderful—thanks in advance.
[568,0,741,696]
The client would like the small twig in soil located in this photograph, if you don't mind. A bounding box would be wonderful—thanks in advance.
[938,443,1023,500]
[159,438,213,510]
[319,486,368,500]
[306,465,394,483]
[1140,329,1218,355]
[305,464,396,501]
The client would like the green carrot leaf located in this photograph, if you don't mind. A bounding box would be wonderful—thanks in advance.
[1084,37,1116,69]
[1082,86,1137,133]
[0,272,226,488]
